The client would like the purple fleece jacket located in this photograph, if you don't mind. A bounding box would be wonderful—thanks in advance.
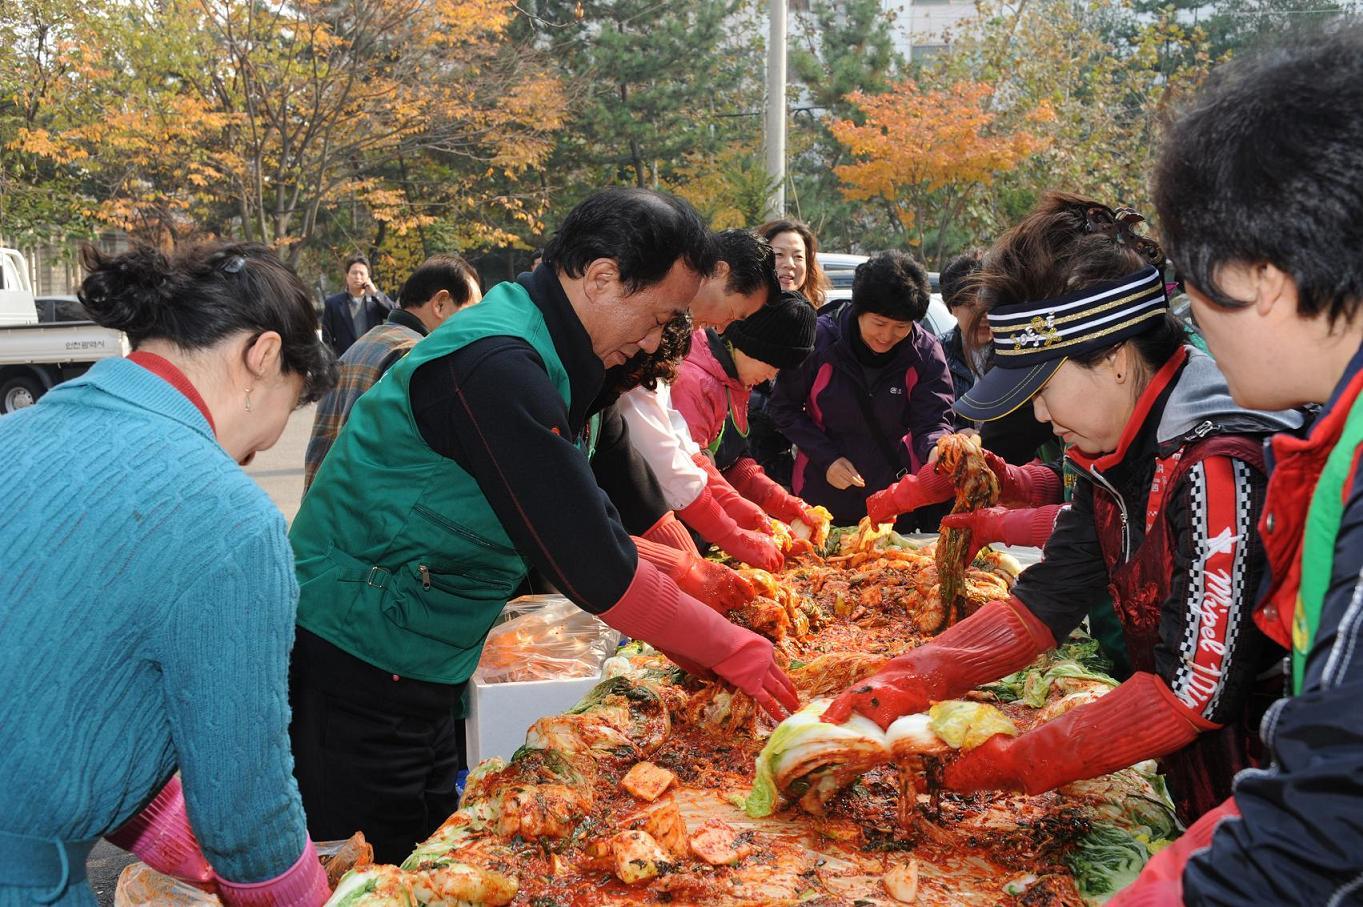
[768,303,954,523]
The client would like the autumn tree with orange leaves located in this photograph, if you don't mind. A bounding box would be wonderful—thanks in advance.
[829,79,1052,268]
[2,0,562,271]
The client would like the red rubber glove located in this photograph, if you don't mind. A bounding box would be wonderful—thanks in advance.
[633,535,757,613]
[823,598,1055,729]
[678,487,784,571]
[938,505,1065,563]
[984,451,1065,508]
[641,511,701,556]
[782,496,823,529]
[725,456,813,526]
[941,672,1216,795]
[865,461,956,526]
[601,559,799,720]
[693,453,771,532]
[720,528,785,572]
[104,775,215,891]
[1107,797,1241,907]
[709,632,801,720]
[215,837,330,906]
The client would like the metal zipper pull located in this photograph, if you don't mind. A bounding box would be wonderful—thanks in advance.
[1119,507,1130,557]
[1091,463,1133,561]
[419,564,431,590]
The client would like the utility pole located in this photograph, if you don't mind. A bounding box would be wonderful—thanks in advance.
[764,0,787,220]
[904,0,914,64]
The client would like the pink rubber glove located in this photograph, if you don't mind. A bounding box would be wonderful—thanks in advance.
[718,528,785,572]
[104,775,215,891]
[634,535,757,613]
[710,632,801,719]
[678,486,784,571]
[693,453,771,532]
[1107,797,1241,907]
[601,559,799,719]
[724,456,812,526]
[984,452,1065,507]
[865,461,956,525]
[770,492,820,530]
[215,838,330,906]
[640,511,701,556]
[938,504,1064,563]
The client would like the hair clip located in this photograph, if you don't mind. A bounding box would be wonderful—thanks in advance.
[1113,205,1146,228]
[1078,203,1163,265]
[221,255,246,274]
[1083,205,1116,234]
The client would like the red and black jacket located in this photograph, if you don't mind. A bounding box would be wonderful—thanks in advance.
[1011,348,1298,818]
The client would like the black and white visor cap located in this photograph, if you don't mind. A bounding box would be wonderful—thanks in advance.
[955,265,1169,422]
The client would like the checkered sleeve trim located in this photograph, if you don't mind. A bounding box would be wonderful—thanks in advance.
[1170,456,1252,720]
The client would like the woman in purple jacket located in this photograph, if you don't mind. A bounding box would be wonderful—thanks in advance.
[768,251,955,529]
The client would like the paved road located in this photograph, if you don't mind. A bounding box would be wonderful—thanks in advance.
[88,406,318,903]
[88,841,138,904]
[244,401,316,525]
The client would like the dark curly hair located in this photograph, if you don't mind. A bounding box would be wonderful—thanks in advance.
[79,241,337,404]
[851,250,931,322]
[602,313,695,397]
[976,192,1163,312]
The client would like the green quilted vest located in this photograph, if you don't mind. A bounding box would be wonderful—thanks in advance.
[290,280,570,684]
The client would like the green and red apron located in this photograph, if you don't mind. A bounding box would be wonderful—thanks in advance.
[1256,368,1363,694]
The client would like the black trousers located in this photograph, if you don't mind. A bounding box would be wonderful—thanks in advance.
[289,629,466,866]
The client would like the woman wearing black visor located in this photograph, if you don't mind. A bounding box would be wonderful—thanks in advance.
[828,194,1300,824]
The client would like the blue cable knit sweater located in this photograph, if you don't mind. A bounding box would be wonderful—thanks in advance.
[0,358,307,905]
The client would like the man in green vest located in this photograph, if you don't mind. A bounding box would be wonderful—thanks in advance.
[287,188,799,864]
[1111,25,1363,905]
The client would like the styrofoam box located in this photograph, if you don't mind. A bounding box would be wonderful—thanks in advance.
[465,670,605,766]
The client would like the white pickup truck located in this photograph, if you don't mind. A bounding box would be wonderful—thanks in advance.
[0,247,128,414]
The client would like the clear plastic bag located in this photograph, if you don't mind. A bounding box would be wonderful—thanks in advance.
[114,835,371,905]
[475,595,620,683]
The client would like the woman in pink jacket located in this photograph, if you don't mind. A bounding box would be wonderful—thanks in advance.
[673,291,823,537]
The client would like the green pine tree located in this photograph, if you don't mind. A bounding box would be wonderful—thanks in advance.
[786,0,903,252]
[530,0,763,207]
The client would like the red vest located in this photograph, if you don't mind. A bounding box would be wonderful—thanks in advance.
[1090,433,1269,823]
[1093,434,1265,670]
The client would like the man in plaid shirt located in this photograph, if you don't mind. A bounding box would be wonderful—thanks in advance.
[304,254,481,489]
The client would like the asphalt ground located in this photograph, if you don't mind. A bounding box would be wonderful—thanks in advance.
[87,405,317,903]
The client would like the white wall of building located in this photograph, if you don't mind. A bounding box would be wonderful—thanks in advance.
[883,0,977,60]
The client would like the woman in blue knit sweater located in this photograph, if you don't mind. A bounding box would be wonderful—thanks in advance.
[0,243,337,905]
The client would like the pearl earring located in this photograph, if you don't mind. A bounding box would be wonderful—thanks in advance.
[245,386,253,412]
